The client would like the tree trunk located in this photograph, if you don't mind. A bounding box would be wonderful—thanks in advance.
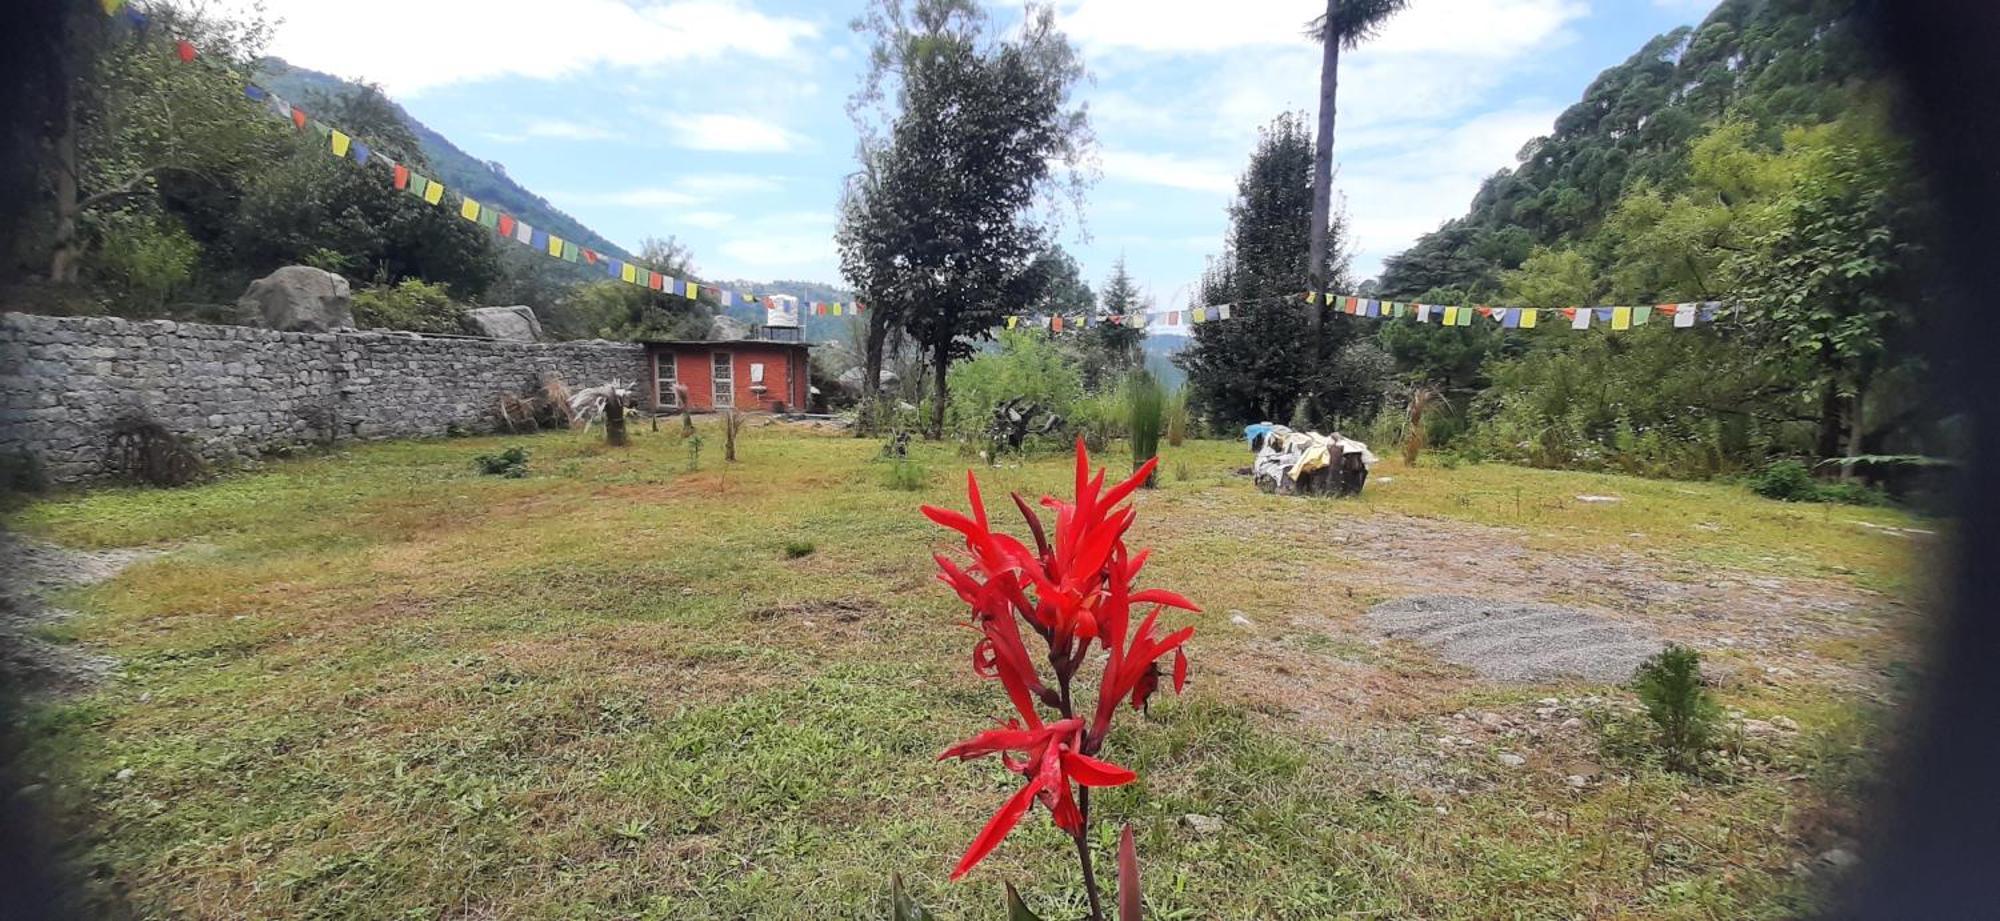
[1307,0,1342,342]
[1813,344,1843,470]
[859,313,890,437]
[929,337,949,440]
[1841,370,1872,484]
[48,57,81,283]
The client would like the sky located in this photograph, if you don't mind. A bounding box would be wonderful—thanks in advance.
[239,0,1721,310]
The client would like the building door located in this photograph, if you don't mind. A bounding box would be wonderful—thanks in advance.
[711,351,733,408]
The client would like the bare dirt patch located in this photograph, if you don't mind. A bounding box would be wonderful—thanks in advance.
[1,533,160,693]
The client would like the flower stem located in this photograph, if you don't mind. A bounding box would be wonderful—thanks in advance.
[1075,788,1104,921]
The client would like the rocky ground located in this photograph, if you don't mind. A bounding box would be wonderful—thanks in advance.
[0,534,157,694]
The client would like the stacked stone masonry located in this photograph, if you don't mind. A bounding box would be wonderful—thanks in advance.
[0,312,647,483]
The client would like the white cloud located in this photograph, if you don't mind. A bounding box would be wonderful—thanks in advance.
[679,210,735,228]
[555,173,782,209]
[711,211,839,281]
[241,0,820,95]
[486,119,620,144]
[658,113,800,153]
[1060,0,1583,56]
[1099,150,1236,194]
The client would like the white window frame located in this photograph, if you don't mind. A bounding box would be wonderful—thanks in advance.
[712,351,734,407]
[655,353,678,408]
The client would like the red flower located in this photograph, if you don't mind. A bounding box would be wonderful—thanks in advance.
[938,718,1135,880]
[924,438,1199,880]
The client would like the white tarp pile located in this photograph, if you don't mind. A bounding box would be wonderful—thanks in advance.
[567,381,636,430]
[1249,424,1377,496]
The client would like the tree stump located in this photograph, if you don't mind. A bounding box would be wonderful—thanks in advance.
[605,392,628,446]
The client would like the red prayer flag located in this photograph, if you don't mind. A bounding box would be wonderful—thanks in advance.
[392,164,409,190]
[649,272,663,291]
[496,213,514,237]
[854,301,866,313]
[291,107,306,129]
[583,249,598,264]
[175,39,196,62]
[814,304,826,315]
[1561,307,1577,319]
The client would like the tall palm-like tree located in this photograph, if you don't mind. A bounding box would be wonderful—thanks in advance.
[1306,0,1410,336]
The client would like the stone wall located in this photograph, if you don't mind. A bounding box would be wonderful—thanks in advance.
[0,312,647,483]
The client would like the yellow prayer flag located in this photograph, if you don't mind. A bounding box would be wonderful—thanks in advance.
[547,235,563,257]
[1443,306,1459,325]
[1007,316,1019,329]
[1520,309,1538,329]
[330,130,351,157]
[832,304,844,316]
[684,280,699,299]
[422,180,445,205]
[1612,306,1633,330]
[459,197,480,222]
[1193,307,1207,323]
[620,263,638,284]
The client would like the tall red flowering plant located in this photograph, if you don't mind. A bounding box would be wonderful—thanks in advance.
[922,438,1197,919]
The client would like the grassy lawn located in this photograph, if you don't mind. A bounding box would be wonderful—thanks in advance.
[6,423,1925,919]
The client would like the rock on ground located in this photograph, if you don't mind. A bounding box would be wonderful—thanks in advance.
[237,265,353,332]
[1365,595,1667,683]
[463,305,544,342]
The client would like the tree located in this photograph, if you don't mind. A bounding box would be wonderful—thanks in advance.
[1304,0,1409,332]
[1072,256,1144,390]
[48,5,281,283]
[548,236,712,340]
[1735,112,1928,478]
[1176,114,1367,427]
[842,0,1092,437]
[834,143,905,425]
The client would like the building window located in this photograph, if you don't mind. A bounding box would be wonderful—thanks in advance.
[712,351,733,407]
[656,353,678,408]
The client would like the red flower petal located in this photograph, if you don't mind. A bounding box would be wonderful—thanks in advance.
[1130,588,1201,612]
[949,772,1043,880]
[1062,750,1137,787]
[1173,647,1189,693]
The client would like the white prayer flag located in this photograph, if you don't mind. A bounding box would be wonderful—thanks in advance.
[1674,302,1697,328]
[1571,308,1591,330]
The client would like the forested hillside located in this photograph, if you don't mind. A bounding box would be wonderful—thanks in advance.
[1340,0,1944,488]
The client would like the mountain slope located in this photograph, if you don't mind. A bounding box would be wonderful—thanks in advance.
[1375,0,1872,299]
[254,58,636,264]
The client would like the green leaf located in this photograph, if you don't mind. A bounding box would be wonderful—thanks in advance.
[890,873,937,921]
[1004,883,1045,921]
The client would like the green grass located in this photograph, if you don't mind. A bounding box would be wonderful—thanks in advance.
[5,425,1925,919]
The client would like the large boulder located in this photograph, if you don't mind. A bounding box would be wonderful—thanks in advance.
[463,305,543,342]
[236,266,352,332]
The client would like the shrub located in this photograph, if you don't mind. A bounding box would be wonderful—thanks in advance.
[882,459,929,491]
[1749,459,1817,501]
[685,433,704,471]
[88,214,199,312]
[1069,388,1127,453]
[353,279,468,334]
[1632,644,1718,774]
[1164,388,1190,447]
[783,539,816,559]
[1126,371,1164,485]
[473,446,529,478]
[945,330,1083,441]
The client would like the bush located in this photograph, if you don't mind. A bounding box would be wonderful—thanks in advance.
[945,330,1083,442]
[1749,459,1817,501]
[783,539,816,559]
[1068,388,1126,453]
[88,214,199,312]
[353,279,468,334]
[1632,644,1719,774]
[1164,387,1190,447]
[473,446,529,478]
[882,459,929,491]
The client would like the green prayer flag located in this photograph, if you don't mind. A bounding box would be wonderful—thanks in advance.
[477,206,499,230]
[561,240,579,262]
[1632,306,1653,326]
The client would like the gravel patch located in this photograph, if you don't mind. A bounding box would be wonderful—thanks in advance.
[1366,595,1666,683]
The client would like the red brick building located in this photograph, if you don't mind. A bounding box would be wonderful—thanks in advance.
[643,332,813,413]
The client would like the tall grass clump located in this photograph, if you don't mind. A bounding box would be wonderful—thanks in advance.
[1164,387,1190,447]
[1127,371,1165,487]
[1632,644,1719,774]
[882,459,929,491]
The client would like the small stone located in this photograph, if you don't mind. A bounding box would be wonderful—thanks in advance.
[1559,717,1584,731]
[114,768,134,781]
[1496,752,1526,767]
[1819,848,1859,870]
[1742,719,1778,736]
[1179,813,1224,837]
[1565,774,1589,788]
[680,588,695,597]
[1478,712,1507,729]
[1536,698,1560,707]
[1229,612,1254,628]
[1433,805,1449,815]
[1770,715,1799,732]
